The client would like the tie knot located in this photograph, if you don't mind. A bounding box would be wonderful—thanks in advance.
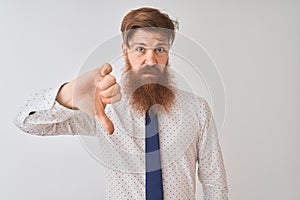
[145,111,157,126]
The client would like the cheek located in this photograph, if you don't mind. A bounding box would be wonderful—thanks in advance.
[127,54,143,69]
[157,55,169,67]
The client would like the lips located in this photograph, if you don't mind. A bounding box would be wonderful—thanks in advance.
[142,73,157,77]
[143,70,158,75]
[139,65,160,76]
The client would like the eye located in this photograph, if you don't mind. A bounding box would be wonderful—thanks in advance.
[156,47,165,53]
[136,47,145,52]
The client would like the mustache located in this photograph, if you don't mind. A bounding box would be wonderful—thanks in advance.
[137,65,161,75]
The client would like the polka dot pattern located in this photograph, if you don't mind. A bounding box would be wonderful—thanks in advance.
[14,83,229,199]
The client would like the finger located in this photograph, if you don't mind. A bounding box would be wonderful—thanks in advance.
[101,93,122,105]
[98,83,121,98]
[99,63,113,77]
[95,109,115,134]
[96,75,116,91]
[94,93,115,134]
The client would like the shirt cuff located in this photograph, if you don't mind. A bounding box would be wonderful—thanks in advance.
[14,82,77,126]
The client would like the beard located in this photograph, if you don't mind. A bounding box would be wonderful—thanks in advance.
[122,57,176,115]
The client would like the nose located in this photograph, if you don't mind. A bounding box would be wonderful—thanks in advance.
[145,50,157,66]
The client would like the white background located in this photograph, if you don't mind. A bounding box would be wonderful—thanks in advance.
[1,0,299,199]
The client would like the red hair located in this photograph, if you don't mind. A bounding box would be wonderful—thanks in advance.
[120,7,179,47]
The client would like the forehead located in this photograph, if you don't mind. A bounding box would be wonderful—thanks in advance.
[128,29,169,46]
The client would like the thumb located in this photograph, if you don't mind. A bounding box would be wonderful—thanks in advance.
[100,63,113,77]
[95,108,115,134]
[94,91,114,134]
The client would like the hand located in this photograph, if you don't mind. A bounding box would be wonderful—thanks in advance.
[56,63,122,134]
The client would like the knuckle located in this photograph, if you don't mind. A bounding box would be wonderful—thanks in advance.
[110,75,116,83]
[100,63,108,71]
[115,84,121,91]
[112,85,120,94]
[114,93,122,102]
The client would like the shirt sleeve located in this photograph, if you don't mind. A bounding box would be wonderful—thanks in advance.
[13,82,97,136]
[197,99,229,200]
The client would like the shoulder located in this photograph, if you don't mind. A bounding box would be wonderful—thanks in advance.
[174,88,210,110]
[172,88,212,123]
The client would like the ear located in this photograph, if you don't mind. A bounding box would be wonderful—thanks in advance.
[122,43,127,56]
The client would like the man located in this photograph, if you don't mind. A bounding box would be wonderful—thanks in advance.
[14,7,229,200]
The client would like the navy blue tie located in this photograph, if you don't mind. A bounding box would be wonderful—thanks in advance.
[145,111,163,200]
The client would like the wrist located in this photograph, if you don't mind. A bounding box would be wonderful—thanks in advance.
[56,81,76,109]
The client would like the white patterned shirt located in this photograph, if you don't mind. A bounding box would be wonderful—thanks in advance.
[14,83,229,200]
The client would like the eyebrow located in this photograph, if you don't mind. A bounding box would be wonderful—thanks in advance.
[130,42,147,47]
[129,42,169,47]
